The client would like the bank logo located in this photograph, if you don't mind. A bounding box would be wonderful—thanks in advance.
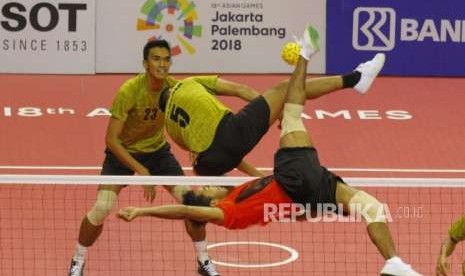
[137,0,202,56]
[353,7,396,51]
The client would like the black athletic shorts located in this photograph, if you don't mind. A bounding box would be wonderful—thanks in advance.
[273,147,343,207]
[101,143,184,176]
[194,96,270,176]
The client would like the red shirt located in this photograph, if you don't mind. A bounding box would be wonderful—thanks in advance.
[215,178,292,229]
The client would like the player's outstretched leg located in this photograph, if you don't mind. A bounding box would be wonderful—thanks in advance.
[262,52,385,126]
[304,52,386,99]
[335,183,422,276]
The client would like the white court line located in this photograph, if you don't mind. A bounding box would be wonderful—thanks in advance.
[0,165,465,173]
[207,241,299,268]
[0,166,102,170]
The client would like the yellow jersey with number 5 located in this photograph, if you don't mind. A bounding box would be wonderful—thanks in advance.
[165,76,231,153]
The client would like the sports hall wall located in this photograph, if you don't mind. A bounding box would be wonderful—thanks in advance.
[1,0,464,76]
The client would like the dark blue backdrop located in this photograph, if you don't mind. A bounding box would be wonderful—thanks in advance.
[326,1,465,76]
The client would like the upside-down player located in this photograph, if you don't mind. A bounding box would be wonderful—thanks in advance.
[118,25,422,276]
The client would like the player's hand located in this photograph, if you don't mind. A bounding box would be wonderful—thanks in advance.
[436,254,450,276]
[436,255,450,276]
[143,185,156,203]
[135,167,150,176]
[436,238,457,276]
[118,207,139,221]
[134,168,156,202]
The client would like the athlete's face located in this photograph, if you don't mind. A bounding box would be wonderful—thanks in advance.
[144,47,171,80]
[197,186,229,201]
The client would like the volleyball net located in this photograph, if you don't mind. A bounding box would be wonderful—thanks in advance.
[0,175,464,276]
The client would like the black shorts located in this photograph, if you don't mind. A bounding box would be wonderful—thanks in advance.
[194,96,270,176]
[101,143,184,176]
[273,147,342,207]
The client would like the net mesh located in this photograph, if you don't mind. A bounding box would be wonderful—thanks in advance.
[0,175,464,276]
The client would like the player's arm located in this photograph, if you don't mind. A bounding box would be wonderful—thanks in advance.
[437,237,457,276]
[106,117,156,202]
[236,160,265,177]
[118,205,224,224]
[214,78,260,101]
[448,215,465,243]
[105,117,149,176]
[436,215,465,275]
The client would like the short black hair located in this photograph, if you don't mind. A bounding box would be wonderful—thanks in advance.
[183,191,213,207]
[143,39,171,60]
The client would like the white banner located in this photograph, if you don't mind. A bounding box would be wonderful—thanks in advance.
[96,0,326,73]
[0,0,95,74]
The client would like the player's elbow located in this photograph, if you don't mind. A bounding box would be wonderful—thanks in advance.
[179,205,192,218]
[184,205,207,222]
[182,204,220,223]
[105,135,120,151]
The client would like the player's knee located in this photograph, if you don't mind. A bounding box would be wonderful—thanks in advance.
[287,79,304,94]
[275,80,289,92]
[87,190,117,226]
[280,103,306,137]
[349,191,387,225]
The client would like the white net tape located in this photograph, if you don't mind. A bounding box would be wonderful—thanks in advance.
[0,174,464,187]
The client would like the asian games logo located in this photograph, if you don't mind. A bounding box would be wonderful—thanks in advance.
[137,0,203,56]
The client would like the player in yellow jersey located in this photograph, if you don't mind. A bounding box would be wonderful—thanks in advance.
[159,26,386,177]
[68,40,220,276]
[437,215,465,275]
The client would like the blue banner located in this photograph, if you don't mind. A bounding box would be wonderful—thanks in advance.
[326,1,465,76]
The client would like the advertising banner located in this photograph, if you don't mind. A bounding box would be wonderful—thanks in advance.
[0,0,96,74]
[96,0,326,73]
[326,1,465,76]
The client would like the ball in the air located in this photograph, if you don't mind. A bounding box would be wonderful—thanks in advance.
[281,42,301,65]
